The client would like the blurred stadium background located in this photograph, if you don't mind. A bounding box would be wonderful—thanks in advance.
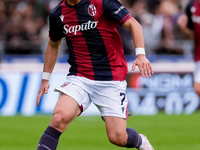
[0,0,200,149]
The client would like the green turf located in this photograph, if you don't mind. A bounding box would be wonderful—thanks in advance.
[0,111,200,150]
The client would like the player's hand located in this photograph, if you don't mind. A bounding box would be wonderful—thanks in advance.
[36,79,50,107]
[132,54,153,78]
[177,14,188,29]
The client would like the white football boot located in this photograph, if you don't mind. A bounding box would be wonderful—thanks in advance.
[138,134,154,150]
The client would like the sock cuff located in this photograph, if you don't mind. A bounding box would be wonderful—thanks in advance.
[125,128,142,148]
[45,126,62,139]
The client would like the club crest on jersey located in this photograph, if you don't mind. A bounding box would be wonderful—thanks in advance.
[191,6,196,13]
[88,4,96,16]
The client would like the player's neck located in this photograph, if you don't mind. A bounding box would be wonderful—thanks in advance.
[66,0,81,6]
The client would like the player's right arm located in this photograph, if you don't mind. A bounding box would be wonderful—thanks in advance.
[36,39,62,107]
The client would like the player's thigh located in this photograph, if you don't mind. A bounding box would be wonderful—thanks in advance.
[50,94,81,132]
[54,77,92,112]
[53,93,81,120]
[104,116,127,144]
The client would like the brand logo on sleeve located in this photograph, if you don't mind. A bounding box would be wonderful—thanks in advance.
[88,4,96,16]
[114,6,124,14]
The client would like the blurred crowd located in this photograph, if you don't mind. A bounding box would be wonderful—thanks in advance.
[0,0,63,57]
[119,0,194,55]
[0,0,195,58]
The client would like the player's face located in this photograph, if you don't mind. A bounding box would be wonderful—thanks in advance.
[66,0,81,5]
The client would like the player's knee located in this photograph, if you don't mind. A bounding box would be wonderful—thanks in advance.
[50,112,71,131]
[108,132,127,146]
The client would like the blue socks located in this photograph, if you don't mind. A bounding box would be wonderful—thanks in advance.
[125,128,142,148]
[37,126,62,150]
[37,126,141,149]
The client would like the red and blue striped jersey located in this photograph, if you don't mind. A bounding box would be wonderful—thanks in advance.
[49,0,131,81]
[186,0,200,61]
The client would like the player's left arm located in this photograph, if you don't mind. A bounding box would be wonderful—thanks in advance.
[123,17,153,78]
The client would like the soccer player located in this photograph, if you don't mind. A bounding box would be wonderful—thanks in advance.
[36,0,154,150]
[177,0,200,97]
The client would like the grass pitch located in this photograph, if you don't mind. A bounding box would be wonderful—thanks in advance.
[0,112,200,150]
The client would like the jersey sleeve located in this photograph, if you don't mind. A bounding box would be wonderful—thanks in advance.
[103,0,131,25]
[185,0,194,30]
[48,9,65,42]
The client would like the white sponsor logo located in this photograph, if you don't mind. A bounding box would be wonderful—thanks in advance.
[192,14,200,24]
[114,6,124,14]
[63,20,98,35]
